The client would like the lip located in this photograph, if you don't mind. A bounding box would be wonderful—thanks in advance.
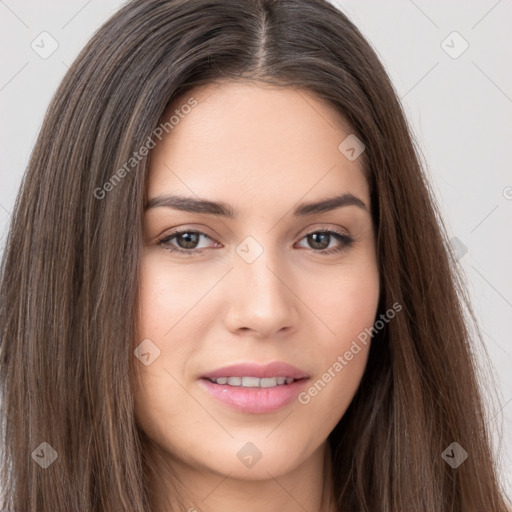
[200,362,309,380]
[198,378,309,414]
[198,362,310,414]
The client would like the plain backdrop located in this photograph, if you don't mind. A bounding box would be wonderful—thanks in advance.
[0,0,511,499]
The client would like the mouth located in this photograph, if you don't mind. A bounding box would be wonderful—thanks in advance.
[198,362,310,414]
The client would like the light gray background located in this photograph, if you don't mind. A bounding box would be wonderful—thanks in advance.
[0,0,510,499]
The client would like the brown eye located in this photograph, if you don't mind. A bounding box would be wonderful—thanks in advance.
[171,231,200,249]
[158,230,218,254]
[296,230,354,255]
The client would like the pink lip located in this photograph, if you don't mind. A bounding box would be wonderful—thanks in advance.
[198,378,309,414]
[198,362,310,414]
[200,362,309,380]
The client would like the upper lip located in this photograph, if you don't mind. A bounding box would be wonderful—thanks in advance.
[200,362,309,380]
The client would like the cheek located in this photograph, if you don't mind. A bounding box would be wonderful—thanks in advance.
[298,256,379,407]
[135,252,217,340]
[307,253,380,351]
[133,258,190,430]
[332,272,380,346]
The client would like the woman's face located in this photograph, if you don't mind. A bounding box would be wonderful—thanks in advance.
[134,81,379,483]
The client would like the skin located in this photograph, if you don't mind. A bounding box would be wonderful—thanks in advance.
[134,81,380,512]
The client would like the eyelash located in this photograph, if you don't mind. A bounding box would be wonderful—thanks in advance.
[157,228,354,256]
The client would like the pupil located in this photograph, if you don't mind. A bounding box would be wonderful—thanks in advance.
[309,232,329,250]
[178,232,199,249]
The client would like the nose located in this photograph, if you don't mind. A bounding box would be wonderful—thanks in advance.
[223,245,300,339]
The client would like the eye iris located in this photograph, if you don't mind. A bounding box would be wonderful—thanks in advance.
[177,232,200,249]
[308,232,330,250]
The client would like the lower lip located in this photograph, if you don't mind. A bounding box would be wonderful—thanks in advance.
[198,378,309,414]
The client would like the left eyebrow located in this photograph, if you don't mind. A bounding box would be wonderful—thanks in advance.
[294,193,368,216]
[144,192,368,217]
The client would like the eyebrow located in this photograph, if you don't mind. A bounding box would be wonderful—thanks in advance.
[144,192,368,217]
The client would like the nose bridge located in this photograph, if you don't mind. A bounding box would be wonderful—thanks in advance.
[236,235,286,300]
[225,234,298,334]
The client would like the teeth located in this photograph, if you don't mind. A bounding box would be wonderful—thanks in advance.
[242,376,260,387]
[259,377,277,388]
[209,376,297,387]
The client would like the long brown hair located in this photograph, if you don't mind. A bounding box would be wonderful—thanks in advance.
[0,0,509,510]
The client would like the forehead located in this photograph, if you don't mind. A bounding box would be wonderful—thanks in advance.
[147,81,369,209]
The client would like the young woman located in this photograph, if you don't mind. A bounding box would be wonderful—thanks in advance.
[0,0,509,510]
